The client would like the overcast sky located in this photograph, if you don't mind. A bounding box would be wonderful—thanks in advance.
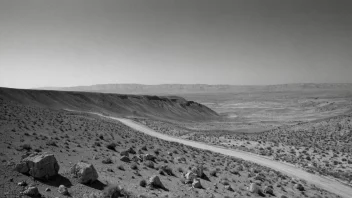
[0,0,351,88]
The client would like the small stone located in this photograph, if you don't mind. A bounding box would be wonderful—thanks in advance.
[23,186,40,196]
[45,188,51,191]
[149,175,163,188]
[225,185,233,191]
[294,183,305,191]
[120,156,130,162]
[263,186,273,195]
[18,181,27,186]
[58,185,68,195]
[192,178,202,188]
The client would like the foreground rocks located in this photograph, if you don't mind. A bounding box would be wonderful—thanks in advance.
[22,186,40,197]
[15,153,59,179]
[58,185,69,195]
[71,161,99,184]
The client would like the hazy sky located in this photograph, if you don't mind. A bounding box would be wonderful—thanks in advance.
[1,0,352,88]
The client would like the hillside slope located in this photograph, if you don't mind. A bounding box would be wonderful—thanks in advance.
[0,87,219,121]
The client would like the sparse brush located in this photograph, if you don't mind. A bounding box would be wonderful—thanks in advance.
[144,161,154,169]
[178,167,184,173]
[18,144,32,151]
[210,169,217,177]
[102,158,113,164]
[139,179,147,187]
[130,163,138,170]
[118,165,125,170]
[160,165,173,176]
[102,185,123,198]
[107,142,117,151]
[46,140,57,147]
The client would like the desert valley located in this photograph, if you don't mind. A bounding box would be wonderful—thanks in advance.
[1,1,352,198]
[1,84,352,198]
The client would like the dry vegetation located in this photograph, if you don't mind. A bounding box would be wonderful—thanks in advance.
[0,100,342,198]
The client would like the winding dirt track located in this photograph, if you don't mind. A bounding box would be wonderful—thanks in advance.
[82,111,352,198]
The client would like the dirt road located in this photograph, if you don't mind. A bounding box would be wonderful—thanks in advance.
[79,110,352,198]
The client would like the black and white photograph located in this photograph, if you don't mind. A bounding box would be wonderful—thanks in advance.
[0,0,352,197]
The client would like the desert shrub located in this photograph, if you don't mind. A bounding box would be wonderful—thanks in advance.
[102,185,123,198]
[139,179,147,187]
[160,165,173,176]
[107,142,117,151]
[210,169,217,177]
[130,163,138,170]
[19,144,32,151]
[102,158,113,164]
[46,140,57,147]
[141,145,147,151]
[178,167,184,173]
[118,165,125,171]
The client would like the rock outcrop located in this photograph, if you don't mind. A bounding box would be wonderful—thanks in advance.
[15,153,59,179]
[70,162,99,184]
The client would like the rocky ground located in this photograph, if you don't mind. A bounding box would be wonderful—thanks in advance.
[0,101,343,198]
[133,115,352,185]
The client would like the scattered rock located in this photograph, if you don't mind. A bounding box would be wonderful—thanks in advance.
[45,188,51,192]
[15,153,59,179]
[18,181,27,186]
[263,185,274,195]
[143,154,155,161]
[58,185,68,195]
[191,164,204,177]
[22,186,40,196]
[120,156,130,162]
[225,185,233,191]
[294,183,305,191]
[185,171,197,183]
[120,150,129,157]
[149,175,163,188]
[192,178,202,188]
[248,183,260,194]
[70,162,99,184]
[127,147,136,154]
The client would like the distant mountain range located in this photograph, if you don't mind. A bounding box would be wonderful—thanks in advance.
[38,83,352,95]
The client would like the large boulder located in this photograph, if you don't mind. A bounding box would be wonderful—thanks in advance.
[15,153,59,179]
[70,162,98,184]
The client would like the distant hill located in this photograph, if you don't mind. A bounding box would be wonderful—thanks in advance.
[0,87,219,121]
[38,83,352,95]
